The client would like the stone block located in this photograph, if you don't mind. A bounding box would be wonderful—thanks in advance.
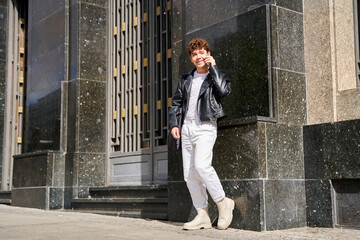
[266,123,304,179]
[12,151,66,209]
[214,123,266,180]
[12,188,47,209]
[304,119,360,179]
[305,180,333,227]
[276,7,304,72]
[264,180,306,230]
[276,69,306,125]
[77,153,106,187]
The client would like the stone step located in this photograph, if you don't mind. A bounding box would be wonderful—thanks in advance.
[0,191,11,205]
[72,210,168,220]
[71,198,168,212]
[0,191,11,199]
[0,199,11,205]
[89,185,168,199]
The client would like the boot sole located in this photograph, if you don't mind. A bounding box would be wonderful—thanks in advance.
[183,223,212,230]
[217,199,235,230]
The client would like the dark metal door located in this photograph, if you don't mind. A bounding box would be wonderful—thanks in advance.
[108,0,172,185]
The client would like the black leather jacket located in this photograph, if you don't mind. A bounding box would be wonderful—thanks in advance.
[169,65,231,130]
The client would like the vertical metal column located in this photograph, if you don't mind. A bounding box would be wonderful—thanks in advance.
[2,0,27,191]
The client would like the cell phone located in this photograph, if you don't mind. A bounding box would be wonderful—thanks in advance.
[206,53,211,67]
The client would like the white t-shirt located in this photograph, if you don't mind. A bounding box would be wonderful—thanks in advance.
[185,71,209,119]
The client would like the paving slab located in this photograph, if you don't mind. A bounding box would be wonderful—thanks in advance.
[0,205,359,240]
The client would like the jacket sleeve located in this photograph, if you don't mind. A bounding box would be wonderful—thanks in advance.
[209,65,231,97]
[169,75,184,130]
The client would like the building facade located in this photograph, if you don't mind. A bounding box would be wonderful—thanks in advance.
[0,0,359,231]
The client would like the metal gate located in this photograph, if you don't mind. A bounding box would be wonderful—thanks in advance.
[108,0,172,185]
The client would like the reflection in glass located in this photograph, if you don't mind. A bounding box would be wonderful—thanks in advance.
[24,1,65,152]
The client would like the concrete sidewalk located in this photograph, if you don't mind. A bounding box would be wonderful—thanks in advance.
[0,205,359,240]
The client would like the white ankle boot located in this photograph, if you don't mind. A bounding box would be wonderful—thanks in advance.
[216,197,235,230]
[183,207,212,230]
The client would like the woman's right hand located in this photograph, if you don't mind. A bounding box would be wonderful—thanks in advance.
[171,127,180,139]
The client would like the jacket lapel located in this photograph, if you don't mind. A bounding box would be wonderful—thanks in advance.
[184,69,196,94]
[185,74,192,94]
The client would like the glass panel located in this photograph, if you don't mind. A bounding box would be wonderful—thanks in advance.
[24,1,65,152]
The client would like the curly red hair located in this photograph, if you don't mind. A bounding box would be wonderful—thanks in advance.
[187,38,210,55]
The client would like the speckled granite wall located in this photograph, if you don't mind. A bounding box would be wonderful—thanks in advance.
[304,119,360,227]
[11,0,108,209]
[0,0,7,188]
[303,0,360,228]
[66,0,107,200]
[12,151,66,209]
[169,0,306,231]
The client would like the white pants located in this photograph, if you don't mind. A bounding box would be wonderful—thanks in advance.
[181,118,225,210]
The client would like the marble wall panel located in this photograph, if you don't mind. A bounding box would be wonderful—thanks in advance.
[185,6,270,119]
[77,80,106,153]
[266,123,304,179]
[171,40,187,93]
[167,150,182,182]
[167,181,193,222]
[214,123,266,180]
[265,180,306,230]
[53,153,66,187]
[12,154,48,188]
[334,120,360,178]
[49,187,64,209]
[270,6,279,69]
[303,123,333,179]
[77,153,106,187]
[79,3,106,81]
[222,180,264,231]
[305,180,333,227]
[171,0,183,43]
[11,187,47,209]
[304,119,360,180]
[276,7,304,73]
[276,69,306,125]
